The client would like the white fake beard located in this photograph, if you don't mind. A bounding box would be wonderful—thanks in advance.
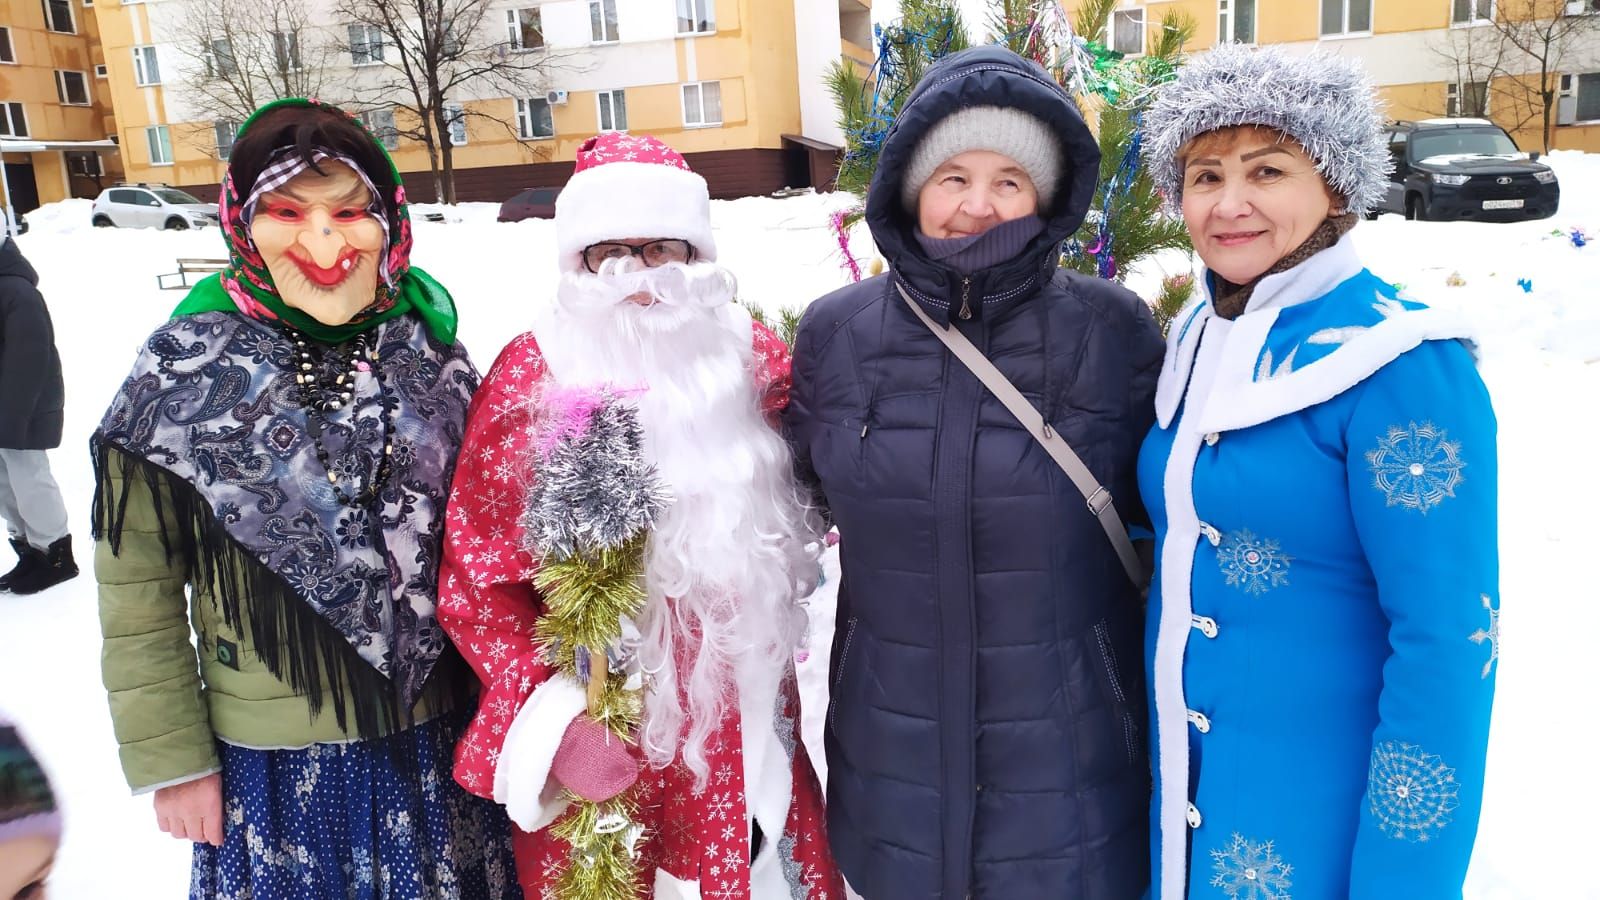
[550,259,822,789]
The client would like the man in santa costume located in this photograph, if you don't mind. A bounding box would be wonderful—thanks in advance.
[439,133,843,900]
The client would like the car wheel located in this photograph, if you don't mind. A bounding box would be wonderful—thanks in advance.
[92,215,114,227]
[164,217,190,231]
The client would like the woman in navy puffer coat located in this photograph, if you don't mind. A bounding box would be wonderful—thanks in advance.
[785,47,1164,900]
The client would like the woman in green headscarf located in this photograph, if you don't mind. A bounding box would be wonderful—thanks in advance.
[91,99,519,898]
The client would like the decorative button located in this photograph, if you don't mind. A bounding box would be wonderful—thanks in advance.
[1205,432,1220,447]
[1191,615,1219,638]
[1187,709,1211,733]
[1199,522,1222,546]
[1187,803,1202,828]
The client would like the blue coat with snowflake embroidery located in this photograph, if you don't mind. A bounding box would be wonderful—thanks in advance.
[1136,235,1497,900]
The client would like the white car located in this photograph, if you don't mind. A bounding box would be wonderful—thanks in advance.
[91,184,220,230]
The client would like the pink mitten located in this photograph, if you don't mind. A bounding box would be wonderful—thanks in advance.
[550,716,641,803]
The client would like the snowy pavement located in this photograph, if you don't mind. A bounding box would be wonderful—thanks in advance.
[3,152,1598,897]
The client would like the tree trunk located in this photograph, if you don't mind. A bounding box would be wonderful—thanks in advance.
[436,107,457,205]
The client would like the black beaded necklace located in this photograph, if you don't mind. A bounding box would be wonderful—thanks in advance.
[289,327,397,508]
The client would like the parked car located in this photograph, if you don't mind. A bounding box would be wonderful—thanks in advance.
[497,187,559,222]
[0,207,27,235]
[1375,118,1560,222]
[91,184,220,230]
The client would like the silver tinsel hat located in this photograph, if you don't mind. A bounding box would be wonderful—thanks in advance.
[1142,44,1390,215]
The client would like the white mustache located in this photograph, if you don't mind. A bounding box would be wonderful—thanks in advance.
[559,259,738,317]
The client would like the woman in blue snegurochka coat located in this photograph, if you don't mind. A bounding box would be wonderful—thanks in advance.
[1136,45,1498,900]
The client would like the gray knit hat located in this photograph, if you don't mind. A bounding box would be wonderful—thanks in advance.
[900,106,1064,213]
[1143,44,1390,215]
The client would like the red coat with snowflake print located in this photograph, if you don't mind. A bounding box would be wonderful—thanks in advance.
[439,319,843,900]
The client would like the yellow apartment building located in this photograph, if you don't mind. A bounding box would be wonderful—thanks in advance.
[92,0,874,203]
[0,0,123,217]
[1068,0,1600,152]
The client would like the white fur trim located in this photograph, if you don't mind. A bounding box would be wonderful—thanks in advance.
[654,868,703,899]
[494,674,587,832]
[556,161,716,272]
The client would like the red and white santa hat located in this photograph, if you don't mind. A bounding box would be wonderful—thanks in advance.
[555,133,717,272]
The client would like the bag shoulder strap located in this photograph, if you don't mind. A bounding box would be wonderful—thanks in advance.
[895,281,1149,589]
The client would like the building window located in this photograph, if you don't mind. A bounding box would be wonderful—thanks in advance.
[505,8,543,50]
[146,125,173,165]
[66,150,101,175]
[516,97,553,138]
[445,103,467,146]
[82,0,92,6]
[95,64,107,77]
[1110,9,1145,56]
[597,89,627,131]
[677,0,714,34]
[590,0,619,43]
[1452,0,1493,24]
[215,119,238,160]
[42,0,75,33]
[1558,72,1600,123]
[681,81,722,127]
[0,103,27,138]
[55,70,90,106]
[1446,81,1489,116]
[1320,0,1372,36]
[206,39,237,78]
[272,31,301,72]
[133,46,160,85]
[349,23,384,64]
[364,108,399,149]
[0,27,14,64]
[1218,0,1255,43]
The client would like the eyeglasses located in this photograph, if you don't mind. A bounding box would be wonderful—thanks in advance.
[582,239,693,274]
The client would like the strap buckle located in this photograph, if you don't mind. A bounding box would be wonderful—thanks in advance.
[1085,486,1113,517]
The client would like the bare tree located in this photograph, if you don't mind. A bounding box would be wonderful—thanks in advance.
[335,0,574,203]
[1476,0,1600,151]
[166,0,347,158]
[1430,23,1509,120]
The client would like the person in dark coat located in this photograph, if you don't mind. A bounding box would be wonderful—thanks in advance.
[0,235,75,595]
[784,46,1165,899]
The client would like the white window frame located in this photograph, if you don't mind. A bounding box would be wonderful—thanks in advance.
[589,0,619,44]
[146,125,172,166]
[205,39,238,78]
[0,102,28,138]
[364,107,399,150]
[505,8,543,51]
[516,97,554,139]
[1446,80,1490,116]
[596,89,626,131]
[1320,0,1374,37]
[681,81,722,128]
[348,23,384,65]
[55,69,91,106]
[445,103,467,146]
[1218,0,1256,44]
[95,63,107,77]
[133,45,160,86]
[82,0,92,7]
[1562,0,1600,15]
[272,30,301,72]
[1451,0,1494,26]
[0,27,15,65]
[1562,72,1600,124]
[676,0,715,35]
[1109,8,1146,57]
[215,119,238,160]
[41,0,76,34]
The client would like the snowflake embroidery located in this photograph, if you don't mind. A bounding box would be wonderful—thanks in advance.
[1469,593,1500,679]
[1255,345,1298,381]
[1366,422,1466,514]
[1209,833,1293,899]
[1217,529,1292,596]
[1367,740,1460,842]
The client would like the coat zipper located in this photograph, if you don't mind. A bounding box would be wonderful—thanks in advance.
[828,618,858,730]
[958,277,972,320]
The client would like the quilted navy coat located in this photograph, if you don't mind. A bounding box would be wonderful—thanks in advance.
[784,47,1165,900]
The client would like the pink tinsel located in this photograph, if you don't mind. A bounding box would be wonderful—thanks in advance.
[831,210,864,283]
[533,383,608,458]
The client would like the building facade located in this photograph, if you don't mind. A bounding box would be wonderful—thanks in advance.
[0,0,123,217]
[89,0,873,204]
[1076,0,1600,153]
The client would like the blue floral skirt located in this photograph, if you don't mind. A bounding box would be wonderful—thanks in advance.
[189,712,521,899]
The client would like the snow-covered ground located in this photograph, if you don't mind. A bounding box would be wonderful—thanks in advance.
[2,151,1598,898]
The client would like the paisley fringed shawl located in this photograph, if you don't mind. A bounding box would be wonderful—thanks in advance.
[91,311,478,738]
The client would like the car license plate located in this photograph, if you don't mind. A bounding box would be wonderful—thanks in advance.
[1482,199,1524,210]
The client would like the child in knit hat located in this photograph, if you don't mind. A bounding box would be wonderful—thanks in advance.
[0,715,59,899]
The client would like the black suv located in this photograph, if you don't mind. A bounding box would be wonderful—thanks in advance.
[1375,119,1560,222]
